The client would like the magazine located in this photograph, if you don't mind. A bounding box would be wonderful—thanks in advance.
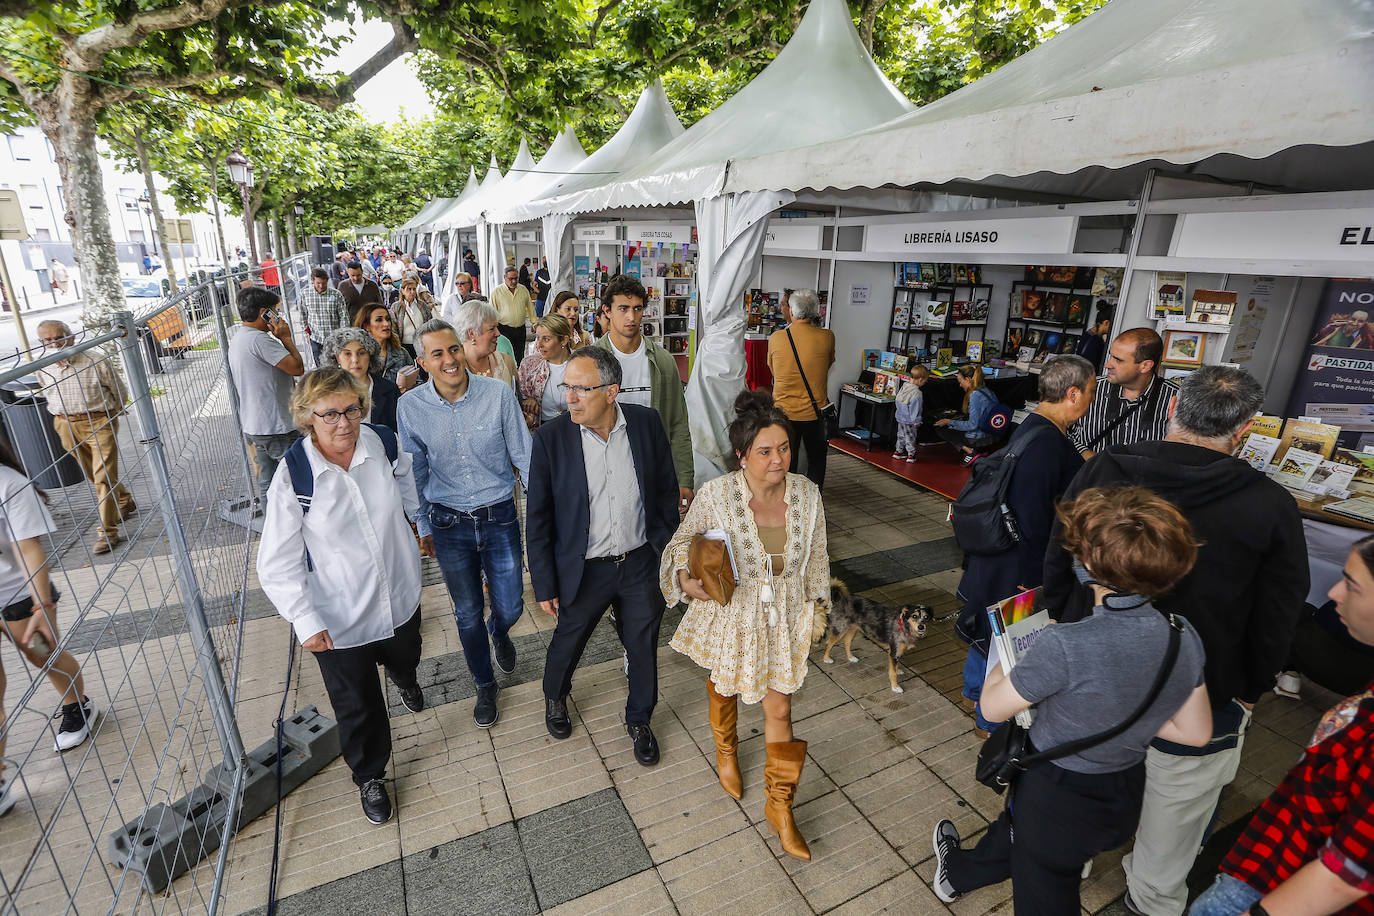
[1250,414,1284,438]
[1323,496,1374,525]
[1271,447,1324,490]
[1306,460,1357,497]
[1331,448,1374,496]
[1276,418,1342,464]
[1236,433,1280,471]
[985,587,1051,728]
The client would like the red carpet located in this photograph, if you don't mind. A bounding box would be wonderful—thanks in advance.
[830,438,972,501]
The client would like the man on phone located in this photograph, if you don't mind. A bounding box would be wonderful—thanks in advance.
[228,287,305,501]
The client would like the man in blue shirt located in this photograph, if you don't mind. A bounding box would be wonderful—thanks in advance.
[398,319,531,729]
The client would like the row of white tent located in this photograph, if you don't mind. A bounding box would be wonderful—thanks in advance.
[393,0,1374,484]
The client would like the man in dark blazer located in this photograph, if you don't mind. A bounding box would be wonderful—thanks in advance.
[526,346,679,766]
[336,260,383,324]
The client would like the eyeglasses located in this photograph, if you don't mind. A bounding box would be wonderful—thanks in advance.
[557,382,611,398]
[313,404,364,425]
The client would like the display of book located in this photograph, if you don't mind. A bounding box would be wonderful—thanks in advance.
[1237,433,1280,471]
[1190,289,1238,326]
[1272,447,1324,490]
[1250,414,1284,438]
[1066,294,1091,328]
[965,340,983,363]
[986,587,1051,728]
[1323,496,1374,525]
[892,303,911,329]
[1153,271,1187,319]
[1003,327,1024,358]
[1307,460,1357,497]
[1331,449,1374,496]
[1021,289,1046,320]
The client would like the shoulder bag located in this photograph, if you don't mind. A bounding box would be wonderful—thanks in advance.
[1083,377,1161,452]
[976,613,1184,794]
[785,327,840,438]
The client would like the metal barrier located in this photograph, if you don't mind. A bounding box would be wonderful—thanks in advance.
[0,253,315,913]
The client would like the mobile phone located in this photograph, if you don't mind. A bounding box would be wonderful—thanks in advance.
[29,631,51,658]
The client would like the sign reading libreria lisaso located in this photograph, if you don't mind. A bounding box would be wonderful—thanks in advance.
[865,216,1076,255]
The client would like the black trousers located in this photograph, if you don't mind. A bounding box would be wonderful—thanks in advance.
[543,546,664,725]
[946,760,1145,916]
[312,608,423,787]
[788,417,829,488]
[498,323,526,360]
[936,426,1001,453]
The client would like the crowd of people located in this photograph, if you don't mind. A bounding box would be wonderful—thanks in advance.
[0,247,1367,916]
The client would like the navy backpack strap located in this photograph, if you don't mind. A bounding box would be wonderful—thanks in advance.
[363,422,399,465]
[282,437,316,572]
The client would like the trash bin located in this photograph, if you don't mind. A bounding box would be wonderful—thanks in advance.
[0,378,85,489]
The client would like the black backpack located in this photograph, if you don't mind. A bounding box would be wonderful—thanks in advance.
[950,422,1053,556]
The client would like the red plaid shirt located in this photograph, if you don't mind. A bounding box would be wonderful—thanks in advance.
[1221,684,1374,915]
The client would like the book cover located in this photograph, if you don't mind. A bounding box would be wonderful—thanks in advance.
[1236,433,1280,471]
[950,299,972,323]
[1022,289,1045,320]
[862,348,881,371]
[879,351,897,370]
[1003,326,1024,358]
[1250,414,1284,438]
[1331,448,1374,496]
[1023,328,1044,350]
[986,587,1051,728]
[1323,496,1374,525]
[892,304,911,329]
[966,340,983,363]
[936,263,953,283]
[936,347,954,368]
[922,299,948,329]
[1044,292,1068,323]
[893,354,909,373]
[1016,346,1036,364]
[1272,447,1324,490]
[955,264,970,284]
[1276,419,1342,464]
[1153,271,1187,319]
[920,263,937,283]
[1092,267,1124,298]
[1066,294,1091,328]
[1307,460,1357,497]
[1190,289,1237,326]
[1040,331,1063,359]
[1059,334,1079,354]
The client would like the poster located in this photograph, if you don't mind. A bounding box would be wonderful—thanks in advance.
[849,283,870,306]
[1227,276,1274,365]
[1286,280,1374,448]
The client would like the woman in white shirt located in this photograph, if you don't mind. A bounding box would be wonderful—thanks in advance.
[392,277,432,358]
[0,442,98,815]
[516,314,575,429]
[256,367,424,827]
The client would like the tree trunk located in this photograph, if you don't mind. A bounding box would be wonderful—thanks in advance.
[134,132,179,294]
[271,215,285,258]
[41,92,126,329]
[284,207,299,257]
[204,157,230,271]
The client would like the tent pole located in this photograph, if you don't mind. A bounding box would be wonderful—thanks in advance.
[1114,168,1156,338]
[823,207,841,330]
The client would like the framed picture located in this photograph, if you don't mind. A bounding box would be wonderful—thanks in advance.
[1162,366,1194,381]
[1163,329,1206,366]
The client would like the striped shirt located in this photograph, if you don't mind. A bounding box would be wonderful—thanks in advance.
[1068,373,1178,454]
[298,287,347,340]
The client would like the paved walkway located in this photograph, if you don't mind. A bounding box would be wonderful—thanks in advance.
[207,452,1336,916]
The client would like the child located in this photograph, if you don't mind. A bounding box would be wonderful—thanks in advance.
[893,365,929,462]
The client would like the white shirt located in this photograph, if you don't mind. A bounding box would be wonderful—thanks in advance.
[581,405,646,558]
[257,426,422,648]
[384,259,406,282]
[541,359,569,421]
[609,338,652,408]
[0,466,55,607]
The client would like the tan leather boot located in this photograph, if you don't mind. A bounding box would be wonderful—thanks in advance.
[707,680,743,799]
[764,740,811,861]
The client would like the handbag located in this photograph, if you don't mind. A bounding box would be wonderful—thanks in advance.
[688,534,736,605]
[976,612,1184,794]
[785,328,840,438]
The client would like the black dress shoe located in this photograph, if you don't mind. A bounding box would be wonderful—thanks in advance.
[545,697,571,739]
[474,685,499,728]
[492,632,517,674]
[627,723,659,766]
[360,778,392,825]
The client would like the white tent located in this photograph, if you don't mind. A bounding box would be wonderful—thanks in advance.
[489,80,687,294]
[436,156,503,298]
[724,0,1374,199]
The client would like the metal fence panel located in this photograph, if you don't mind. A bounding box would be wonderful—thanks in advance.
[0,253,312,914]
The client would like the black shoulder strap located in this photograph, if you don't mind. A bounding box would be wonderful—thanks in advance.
[1085,376,1161,452]
[785,328,826,414]
[1021,614,1184,766]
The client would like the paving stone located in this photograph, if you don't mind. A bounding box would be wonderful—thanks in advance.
[543,868,675,916]
[827,868,949,915]
[239,860,405,916]
[518,788,653,910]
[404,822,539,916]
[659,825,806,915]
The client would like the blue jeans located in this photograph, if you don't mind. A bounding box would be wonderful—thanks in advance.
[429,499,524,689]
[1188,874,1262,916]
[962,646,997,731]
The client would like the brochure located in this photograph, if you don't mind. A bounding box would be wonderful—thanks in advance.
[985,587,1051,728]
[1236,433,1280,471]
[1271,447,1324,490]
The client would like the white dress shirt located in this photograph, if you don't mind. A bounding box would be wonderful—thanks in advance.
[581,405,646,558]
[257,425,422,648]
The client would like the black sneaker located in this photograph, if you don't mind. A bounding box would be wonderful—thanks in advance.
[545,697,571,739]
[54,697,98,753]
[360,778,392,825]
[627,723,659,766]
[473,685,499,728]
[492,631,517,675]
[398,684,425,714]
[931,818,961,902]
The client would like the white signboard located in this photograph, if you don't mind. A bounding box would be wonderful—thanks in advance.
[1174,210,1374,261]
[764,223,822,252]
[850,284,871,306]
[574,223,618,242]
[516,230,538,242]
[625,222,693,244]
[865,216,1077,255]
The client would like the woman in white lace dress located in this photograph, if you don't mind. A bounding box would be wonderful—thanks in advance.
[661,389,830,861]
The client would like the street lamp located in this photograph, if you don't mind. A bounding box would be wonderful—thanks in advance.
[137,191,158,258]
[226,146,258,263]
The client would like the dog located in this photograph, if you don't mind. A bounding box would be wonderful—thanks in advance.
[823,579,932,693]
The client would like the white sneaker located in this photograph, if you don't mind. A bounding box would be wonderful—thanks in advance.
[931,819,962,902]
[622,650,630,678]
[54,697,98,752]
[0,770,19,816]
[1273,671,1302,699]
